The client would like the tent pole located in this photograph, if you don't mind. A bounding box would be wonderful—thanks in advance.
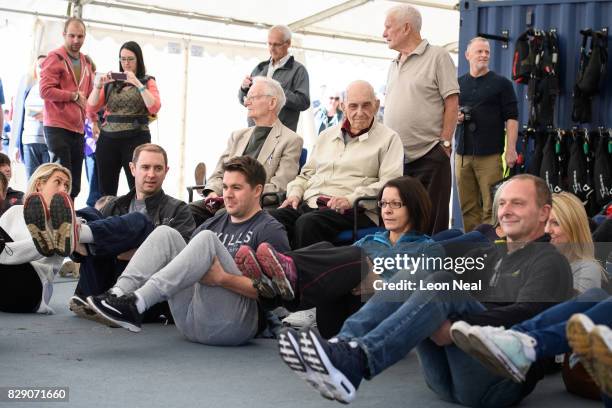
[177,39,190,201]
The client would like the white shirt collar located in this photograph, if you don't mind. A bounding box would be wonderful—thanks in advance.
[270,54,291,69]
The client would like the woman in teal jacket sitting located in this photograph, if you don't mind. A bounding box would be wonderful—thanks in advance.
[236,176,444,338]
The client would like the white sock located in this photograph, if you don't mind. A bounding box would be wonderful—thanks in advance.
[109,287,124,297]
[134,291,147,314]
[79,224,94,244]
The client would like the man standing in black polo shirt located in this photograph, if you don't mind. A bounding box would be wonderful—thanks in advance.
[456,37,519,232]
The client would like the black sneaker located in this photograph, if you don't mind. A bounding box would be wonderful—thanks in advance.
[87,293,143,332]
[299,328,364,403]
[278,328,334,400]
[69,294,119,328]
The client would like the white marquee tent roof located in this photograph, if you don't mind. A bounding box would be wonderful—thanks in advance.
[0,0,460,205]
[1,0,460,59]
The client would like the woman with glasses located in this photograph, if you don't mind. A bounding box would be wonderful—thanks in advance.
[11,55,50,179]
[235,176,443,338]
[87,41,161,196]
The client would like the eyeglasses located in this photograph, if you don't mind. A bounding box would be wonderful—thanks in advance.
[119,57,136,63]
[243,94,273,103]
[329,96,340,101]
[268,41,288,48]
[377,201,403,209]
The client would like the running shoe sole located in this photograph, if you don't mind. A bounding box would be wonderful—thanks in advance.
[589,325,612,396]
[450,322,513,378]
[235,246,276,298]
[256,243,295,301]
[49,192,77,257]
[278,328,334,400]
[23,193,54,257]
[69,296,119,328]
[566,314,595,356]
[300,329,356,404]
[468,329,526,382]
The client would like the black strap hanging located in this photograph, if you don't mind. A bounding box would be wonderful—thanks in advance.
[571,29,608,123]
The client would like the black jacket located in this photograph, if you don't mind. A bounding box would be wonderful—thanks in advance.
[102,189,195,242]
[0,188,24,216]
[459,234,574,327]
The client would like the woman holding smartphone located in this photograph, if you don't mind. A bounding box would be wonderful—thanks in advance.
[87,41,161,196]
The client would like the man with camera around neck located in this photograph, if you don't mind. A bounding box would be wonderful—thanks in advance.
[456,36,519,232]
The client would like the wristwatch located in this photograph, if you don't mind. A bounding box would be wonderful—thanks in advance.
[441,140,451,149]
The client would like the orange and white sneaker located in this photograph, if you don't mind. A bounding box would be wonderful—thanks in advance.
[49,192,78,257]
[589,325,612,396]
[566,313,597,381]
[23,192,54,257]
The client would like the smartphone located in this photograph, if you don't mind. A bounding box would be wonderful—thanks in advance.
[110,72,127,81]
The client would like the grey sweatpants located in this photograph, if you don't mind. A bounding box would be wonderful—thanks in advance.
[114,226,258,346]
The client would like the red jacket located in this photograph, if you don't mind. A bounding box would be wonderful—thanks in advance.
[39,46,95,134]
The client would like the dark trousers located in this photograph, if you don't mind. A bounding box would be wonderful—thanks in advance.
[96,130,150,196]
[259,241,368,338]
[73,209,154,296]
[268,202,375,249]
[84,153,101,207]
[293,242,368,338]
[0,262,42,313]
[404,145,451,234]
[44,126,84,199]
[188,200,216,227]
[23,143,50,180]
[73,208,172,323]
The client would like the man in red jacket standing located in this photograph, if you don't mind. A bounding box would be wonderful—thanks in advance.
[40,17,95,199]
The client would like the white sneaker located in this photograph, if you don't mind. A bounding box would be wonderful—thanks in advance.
[589,324,612,396]
[468,327,536,382]
[283,308,316,329]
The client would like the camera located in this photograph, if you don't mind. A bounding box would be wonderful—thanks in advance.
[459,106,472,121]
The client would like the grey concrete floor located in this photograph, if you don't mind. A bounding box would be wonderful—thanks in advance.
[0,278,604,408]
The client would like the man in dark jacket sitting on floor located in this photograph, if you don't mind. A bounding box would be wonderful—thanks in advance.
[279,174,574,406]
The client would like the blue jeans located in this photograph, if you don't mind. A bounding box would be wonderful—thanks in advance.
[337,270,527,407]
[512,288,611,359]
[74,209,154,296]
[434,230,491,259]
[84,153,102,207]
[432,228,464,241]
[22,143,50,180]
